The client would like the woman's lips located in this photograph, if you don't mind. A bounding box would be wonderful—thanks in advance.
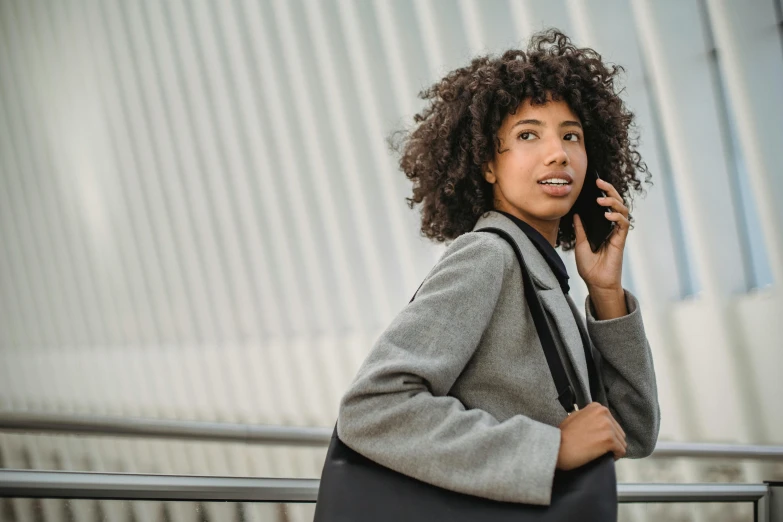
[538,183,573,197]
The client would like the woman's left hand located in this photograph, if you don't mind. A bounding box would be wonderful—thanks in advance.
[573,177,630,318]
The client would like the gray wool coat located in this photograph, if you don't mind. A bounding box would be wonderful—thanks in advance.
[336,210,660,506]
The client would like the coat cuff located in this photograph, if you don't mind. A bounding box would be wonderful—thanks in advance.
[516,422,561,505]
[584,289,646,351]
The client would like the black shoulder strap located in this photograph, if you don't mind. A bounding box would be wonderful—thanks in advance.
[409,229,576,413]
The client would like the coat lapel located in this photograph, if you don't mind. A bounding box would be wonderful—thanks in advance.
[537,288,591,401]
[473,211,590,400]
[566,294,605,403]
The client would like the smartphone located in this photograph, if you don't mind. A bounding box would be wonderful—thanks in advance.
[574,171,615,253]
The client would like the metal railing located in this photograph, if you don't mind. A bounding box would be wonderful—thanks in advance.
[2,411,782,460]
[0,411,331,446]
[0,470,780,521]
[2,412,782,519]
[0,469,319,503]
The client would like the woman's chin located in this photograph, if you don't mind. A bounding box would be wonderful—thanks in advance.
[534,206,575,222]
[496,201,574,224]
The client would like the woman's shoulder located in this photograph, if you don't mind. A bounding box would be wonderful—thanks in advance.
[408,230,517,310]
[437,230,516,275]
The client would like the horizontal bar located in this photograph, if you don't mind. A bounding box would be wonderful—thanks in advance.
[0,469,320,502]
[652,441,783,460]
[0,411,332,446]
[0,469,769,504]
[617,482,769,503]
[2,412,782,462]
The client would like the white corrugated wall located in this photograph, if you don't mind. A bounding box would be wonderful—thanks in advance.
[1,0,782,521]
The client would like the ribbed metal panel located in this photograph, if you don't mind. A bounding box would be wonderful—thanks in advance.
[1,1,782,520]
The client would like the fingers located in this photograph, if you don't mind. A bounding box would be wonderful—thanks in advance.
[596,178,629,220]
[605,426,626,460]
[587,402,627,459]
[608,411,626,440]
[583,402,627,441]
[604,211,631,245]
[604,211,630,231]
[609,421,627,456]
[596,179,630,243]
[611,436,626,460]
[597,403,626,441]
[597,195,629,219]
[558,403,629,468]
[597,177,622,201]
[606,411,627,459]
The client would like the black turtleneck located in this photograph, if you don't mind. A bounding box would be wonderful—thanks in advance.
[495,210,570,294]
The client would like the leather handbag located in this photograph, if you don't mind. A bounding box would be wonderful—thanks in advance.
[314,227,617,521]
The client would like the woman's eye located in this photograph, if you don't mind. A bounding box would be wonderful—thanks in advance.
[518,132,535,140]
[564,133,581,142]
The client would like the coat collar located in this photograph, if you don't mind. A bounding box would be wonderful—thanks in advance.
[472,211,559,291]
[473,211,591,400]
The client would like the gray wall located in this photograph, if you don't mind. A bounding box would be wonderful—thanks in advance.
[1,1,782,520]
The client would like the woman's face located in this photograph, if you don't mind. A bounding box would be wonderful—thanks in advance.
[485,98,587,238]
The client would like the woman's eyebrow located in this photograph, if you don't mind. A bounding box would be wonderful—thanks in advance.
[511,119,543,128]
[510,119,583,129]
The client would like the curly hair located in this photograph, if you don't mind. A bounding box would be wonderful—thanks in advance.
[390,28,650,249]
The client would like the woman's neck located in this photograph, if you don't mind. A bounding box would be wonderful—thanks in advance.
[494,205,560,246]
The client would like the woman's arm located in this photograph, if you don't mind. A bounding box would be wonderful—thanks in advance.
[337,232,562,506]
[585,290,661,457]
[571,177,660,457]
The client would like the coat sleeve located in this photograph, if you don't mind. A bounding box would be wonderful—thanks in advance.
[337,232,562,506]
[585,290,661,458]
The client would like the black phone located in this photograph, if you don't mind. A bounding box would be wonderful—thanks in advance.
[574,171,615,253]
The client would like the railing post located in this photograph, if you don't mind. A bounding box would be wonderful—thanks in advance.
[764,482,783,522]
[758,491,770,522]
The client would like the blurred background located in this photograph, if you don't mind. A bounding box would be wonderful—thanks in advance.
[0,0,781,520]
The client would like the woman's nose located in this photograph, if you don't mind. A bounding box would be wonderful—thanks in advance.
[544,138,569,166]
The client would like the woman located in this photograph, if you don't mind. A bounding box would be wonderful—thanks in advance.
[335,29,660,507]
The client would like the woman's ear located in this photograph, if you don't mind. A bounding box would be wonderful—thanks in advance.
[483,164,496,184]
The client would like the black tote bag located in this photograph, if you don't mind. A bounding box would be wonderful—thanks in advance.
[314,228,617,521]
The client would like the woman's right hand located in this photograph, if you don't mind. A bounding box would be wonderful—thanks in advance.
[556,402,627,470]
